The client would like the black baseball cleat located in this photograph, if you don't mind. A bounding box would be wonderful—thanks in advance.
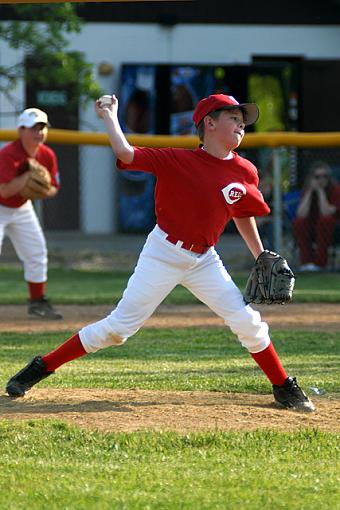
[6,356,54,398]
[28,296,63,320]
[273,376,316,412]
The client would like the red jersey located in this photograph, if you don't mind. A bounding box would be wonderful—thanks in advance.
[118,147,270,247]
[332,185,340,219]
[0,139,60,208]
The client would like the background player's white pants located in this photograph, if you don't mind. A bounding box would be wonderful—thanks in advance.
[0,202,47,282]
[80,225,270,354]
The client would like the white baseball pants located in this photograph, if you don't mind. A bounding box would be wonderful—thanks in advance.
[80,225,270,354]
[0,202,48,282]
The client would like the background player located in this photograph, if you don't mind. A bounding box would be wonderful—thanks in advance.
[0,108,63,320]
[6,94,314,412]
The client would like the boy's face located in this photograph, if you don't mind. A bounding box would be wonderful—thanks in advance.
[207,108,245,149]
[19,123,48,147]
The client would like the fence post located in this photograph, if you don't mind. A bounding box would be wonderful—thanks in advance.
[272,148,282,253]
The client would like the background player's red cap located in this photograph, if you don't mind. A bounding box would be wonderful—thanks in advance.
[192,94,259,128]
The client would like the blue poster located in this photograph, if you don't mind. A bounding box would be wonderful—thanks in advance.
[118,65,156,232]
[119,65,156,134]
[170,66,215,135]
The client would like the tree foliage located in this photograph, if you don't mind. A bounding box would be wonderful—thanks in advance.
[0,4,102,108]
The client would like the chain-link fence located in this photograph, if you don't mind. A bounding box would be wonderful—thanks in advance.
[240,145,340,270]
[1,130,340,271]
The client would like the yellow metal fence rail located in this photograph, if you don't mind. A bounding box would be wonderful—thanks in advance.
[1,129,340,148]
[1,129,339,261]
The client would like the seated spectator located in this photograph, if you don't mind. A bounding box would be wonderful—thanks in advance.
[293,161,340,271]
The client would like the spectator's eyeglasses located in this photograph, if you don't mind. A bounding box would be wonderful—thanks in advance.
[314,174,328,179]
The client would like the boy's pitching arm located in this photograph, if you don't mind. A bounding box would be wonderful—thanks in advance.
[0,171,31,199]
[233,216,264,259]
[95,94,134,164]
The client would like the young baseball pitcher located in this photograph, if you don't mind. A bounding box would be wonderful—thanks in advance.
[6,93,315,412]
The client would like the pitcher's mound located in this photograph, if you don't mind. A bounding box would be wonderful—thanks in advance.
[1,389,338,433]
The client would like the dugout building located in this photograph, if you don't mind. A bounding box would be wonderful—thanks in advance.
[1,1,340,242]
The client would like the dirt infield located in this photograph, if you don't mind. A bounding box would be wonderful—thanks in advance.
[1,302,339,433]
[1,302,340,333]
[1,389,339,433]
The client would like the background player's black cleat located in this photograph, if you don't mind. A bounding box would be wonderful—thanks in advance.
[28,296,63,320]
[6,356,54,397]
[273,376,315,412]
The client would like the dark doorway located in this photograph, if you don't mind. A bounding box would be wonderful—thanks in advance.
[300,59,340,132]
[25,57,79,230]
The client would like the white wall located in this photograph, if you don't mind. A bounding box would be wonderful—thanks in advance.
[73,23,340,233]
[1,23,340,232]
[71,23,340,95]
[0,44,25,130]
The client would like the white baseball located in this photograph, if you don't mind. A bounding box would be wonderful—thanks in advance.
[98,95,113,108]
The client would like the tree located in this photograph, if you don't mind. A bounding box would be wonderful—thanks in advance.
[0,4,102,109]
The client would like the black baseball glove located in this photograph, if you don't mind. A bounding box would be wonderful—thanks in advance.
[243,250,295,305]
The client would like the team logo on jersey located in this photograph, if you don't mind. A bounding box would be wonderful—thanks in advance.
[222,182,246,204]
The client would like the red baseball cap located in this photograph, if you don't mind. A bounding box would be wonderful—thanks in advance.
[192,94,259,127]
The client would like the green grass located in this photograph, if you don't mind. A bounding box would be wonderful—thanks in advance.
[0,329,339,509]
[0,422,338,510]
[1,329,339,394]
[1,267,340,303]
[1,267,339,510]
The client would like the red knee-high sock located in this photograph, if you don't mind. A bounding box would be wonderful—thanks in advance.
[250,342,287,386]
[42,333,86,372]
[28,282,45,301]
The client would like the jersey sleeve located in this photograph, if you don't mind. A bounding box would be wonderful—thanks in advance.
[228,169,271,218]
[48,149,60,188]
[116,147,171,175]
[0,153,17,184]
[330,185,340,218]
[38,146,60,188]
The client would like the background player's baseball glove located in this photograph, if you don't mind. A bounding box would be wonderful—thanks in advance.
[20,158,51,200]
[243,250,295,305]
